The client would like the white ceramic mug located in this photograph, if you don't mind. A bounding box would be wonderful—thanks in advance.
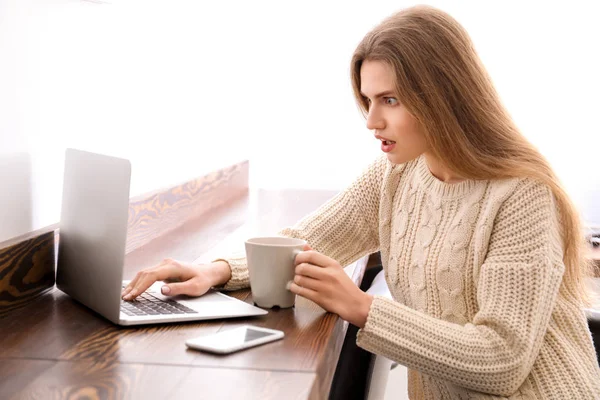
[244,236,306,308]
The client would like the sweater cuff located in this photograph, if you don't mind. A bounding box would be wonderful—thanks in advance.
[211,252,250,291]
[356,295,413,357]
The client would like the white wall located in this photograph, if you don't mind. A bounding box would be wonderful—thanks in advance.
[1,0,599,243]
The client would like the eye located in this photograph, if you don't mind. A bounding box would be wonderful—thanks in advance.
[384,97,398,106]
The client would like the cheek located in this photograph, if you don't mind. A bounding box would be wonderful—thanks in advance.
[392,116,429,155]
[394,114,422,141]
[405,113,426,144]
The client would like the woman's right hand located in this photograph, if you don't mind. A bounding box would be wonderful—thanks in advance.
[121,259,232,301]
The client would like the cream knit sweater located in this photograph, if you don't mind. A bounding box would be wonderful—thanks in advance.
[221,155,600,399]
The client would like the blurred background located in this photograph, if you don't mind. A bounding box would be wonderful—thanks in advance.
[1,0,599,242]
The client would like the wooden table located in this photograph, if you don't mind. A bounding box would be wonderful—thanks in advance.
[0,189,368,400]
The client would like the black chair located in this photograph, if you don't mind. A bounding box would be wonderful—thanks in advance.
[588,320,600,365]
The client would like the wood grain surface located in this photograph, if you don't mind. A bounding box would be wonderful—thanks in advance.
[1,359,316,400]
[125,161,249,254]
[0,230,55,316]
[0,189,364,400]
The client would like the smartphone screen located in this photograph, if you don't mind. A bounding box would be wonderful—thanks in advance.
[204,327,274,346]
[186,326,284,354]
[243,328,275,341]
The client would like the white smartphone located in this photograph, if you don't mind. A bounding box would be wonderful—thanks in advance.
[185,325,284,354]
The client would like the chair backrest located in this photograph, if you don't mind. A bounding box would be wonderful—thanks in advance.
[365,269,395,400]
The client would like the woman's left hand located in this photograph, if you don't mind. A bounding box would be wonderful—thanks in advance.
[289,244,373,328]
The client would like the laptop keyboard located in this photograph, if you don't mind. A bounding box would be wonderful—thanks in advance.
[121,291,198,316]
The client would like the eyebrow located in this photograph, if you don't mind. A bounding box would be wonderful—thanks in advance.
[359,90,396,99]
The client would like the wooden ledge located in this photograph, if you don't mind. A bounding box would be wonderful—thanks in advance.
[0,229,56,316]
[125,161,248,253]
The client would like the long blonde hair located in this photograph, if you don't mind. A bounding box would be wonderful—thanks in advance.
[351,5,594,304]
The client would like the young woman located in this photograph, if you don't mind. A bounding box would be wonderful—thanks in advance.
[122,5,600,398]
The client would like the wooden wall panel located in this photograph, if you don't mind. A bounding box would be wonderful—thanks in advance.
[125,161,249,253]
[0,230,55,316]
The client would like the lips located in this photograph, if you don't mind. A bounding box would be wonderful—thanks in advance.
[380,140,396,153]
[374,134,396,145]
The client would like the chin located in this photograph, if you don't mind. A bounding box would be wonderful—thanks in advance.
[386,153,414,165]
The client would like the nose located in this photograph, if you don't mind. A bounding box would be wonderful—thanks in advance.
[366,106,384,131]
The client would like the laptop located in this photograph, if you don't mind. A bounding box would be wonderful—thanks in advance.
[56,148,267,326]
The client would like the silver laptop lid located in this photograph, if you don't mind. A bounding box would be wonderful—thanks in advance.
[56,148,131,324]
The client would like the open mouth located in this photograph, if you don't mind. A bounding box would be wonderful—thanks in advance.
[380,139,396,153]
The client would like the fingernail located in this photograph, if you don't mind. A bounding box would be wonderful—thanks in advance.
[161,285,170,295]
[286,281,293,290]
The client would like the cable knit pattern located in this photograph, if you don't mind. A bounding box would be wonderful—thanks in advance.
[216,155,393,291]
[219,155,600,398]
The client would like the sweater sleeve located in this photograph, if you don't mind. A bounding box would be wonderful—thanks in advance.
[216,155,390,291]
[356,179,565,397]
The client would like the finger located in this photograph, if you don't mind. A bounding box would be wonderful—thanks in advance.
[288,282,318,301]
[123,272,156,300]
[123,261,183,300]
[122,276,143,296]
[295,262,327,280]
[122,259,170,297]
[293,273,322,292]
[303,244,313,251]
[121,284,133,297]
[161,280,205,297]
[122,277,142,297]
[295,250,337,268]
